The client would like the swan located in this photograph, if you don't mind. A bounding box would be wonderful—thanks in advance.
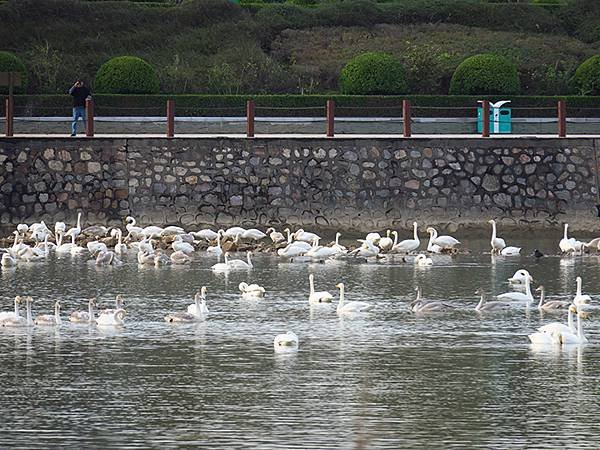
[573,276,592,306]
[0,296,33,327]
[536,286,570,311]
[273,331,299,352]
[266,228,285,244]
[172,235,194,254]
[497,273,534,302]
[411,287,455,313]
[559,224,584,254]
[277,241,311,257]
[191,229,219,242]
[96,308,126,326]
[16,223,28,236]
[1,253,17,267]
[110,229,128,254]
[308,274,333,304]
[474,289,511,312]
[555,310,589,345]
[65,212,82,240]
[530,307,587,346]
[331,232,348,254]
[55,232,74,254]
[87,241,108,255]
[17,247,46,263]
[137,249,155,265]
[171,250,192,264]
[508,269,531,284]
[137,238,154,255]
[96,250,121,266]
[227,251,253,269]
[165,290,206,323]
[500,246,521,256]
[306,238,338,259]
[391,222,420,254]
[239,282,266,299]
[211,253,231,271]
[224,227,246,239]
[10,231,28,254]
[142,225,164,239]
[69,298,97,323]
[528,328,561,345]
[34,235,54,255]
[349,239,380,258]
[365,232,381,245]
[241,228,267,240]
[54,222,66,244]
[207,232,223,257]
[377,230,394,252]
[538,304,576,335]
[35,300,62,326]
[414,254,433,266]
[125,216,144,239]
[0,296,22,322]
[154,251,172,267]
[294,229,321,244]
[69,234,87,255]
[426,227,460,251]
[187,287,209,316]
[160,226,185,237]
[488,219,506,254]
[336,283,372,315]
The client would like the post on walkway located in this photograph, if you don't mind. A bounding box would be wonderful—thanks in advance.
[326,100,335,138]
[85,98,94,137]
[481,100,490,138]
[558,100,567,138]
[246,100,255,138]
[166,99,174,138]
[5,97,13,137]
[402,100,412,137]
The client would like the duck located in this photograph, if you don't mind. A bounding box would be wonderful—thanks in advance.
[266,228,285,244]
[187,287,209,316]
[414,254,433,266]
[507,269,531,285]
[0,296,22,322]
[165,291,206,323]
[172,235,194,254]
[35,300,62,326]
[377,230,394,252]
[474,289,511,312]
[69,298,97,323]
[0,296,33,327]
[536,285,570,311]
[1,253,17,267]
[391,222,420,254]
[294,229,321,244]
[239,282,266,299]
[425,227,460,252]
[273,331,299,352]
[573,276,592,306]
[241,228,267,240]
[336,283,372,315]
[191,229,219,242]
[308,274,333,304]
[170,250,192,265]
[64,212,82,241]
[497,273,534,303]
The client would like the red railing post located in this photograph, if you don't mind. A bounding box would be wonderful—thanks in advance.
[85,98,94,137]
[481,100,490,137]
[402,100,412,137]
[5,97,13,137]
[558,100,567,138]
[246,100,255,138]
[326,100,335,137]
[166,99,174,138]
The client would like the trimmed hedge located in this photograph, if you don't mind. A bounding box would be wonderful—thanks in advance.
[572,55,600,95]
[449,54,521,95]
[94,56,160,94]
[0,51,28,94]
[6,94,600,118]
[339,52,407,95]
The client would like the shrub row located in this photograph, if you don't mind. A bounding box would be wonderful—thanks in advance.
[7,94,600,118]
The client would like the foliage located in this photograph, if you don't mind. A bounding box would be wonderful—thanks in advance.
[25,41,63,93]
[0,50,28,94]
[94,56,160,94]
[449,54,521,95]
[339,52,407,94]
[571,55,600,95]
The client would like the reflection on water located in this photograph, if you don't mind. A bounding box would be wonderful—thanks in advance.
[0,237,599,448]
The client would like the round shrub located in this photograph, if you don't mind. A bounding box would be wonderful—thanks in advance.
[0,51,28,94]
[339,52,407,95]
[572,55,600,95]
[94,56,160,94]
[449,54,520,95]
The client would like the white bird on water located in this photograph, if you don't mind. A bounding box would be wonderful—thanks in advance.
[187,287,209,316]
[336,283,372,315]
[308,274,333,304]
[239,282,266,299]
[391,222,420,254]
[273,331,299,353]
[35,300,62,326]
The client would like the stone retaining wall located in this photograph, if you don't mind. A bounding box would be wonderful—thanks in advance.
[1,137,599,232]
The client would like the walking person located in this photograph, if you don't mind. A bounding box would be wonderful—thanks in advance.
[69,79,91,136]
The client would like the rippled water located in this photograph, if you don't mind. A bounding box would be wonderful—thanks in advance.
[1,237,599,448]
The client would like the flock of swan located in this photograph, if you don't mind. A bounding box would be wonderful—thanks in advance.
[0,214,597,352]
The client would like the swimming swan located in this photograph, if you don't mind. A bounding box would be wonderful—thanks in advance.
[474,289,511,312]
[391,222,420,254]
[497,273,534,302]
[573,276,592,306]
[239,282,266,299]
[35,300,62,326]
[536,285,570,311]
[336,283,372,315]
[414,254,433,266]
[308,274,333,304]
[0,296,33,327]
[273,331,299,352]
[69,298,97,323]
[187,287,209,316]
[166,289,206,323]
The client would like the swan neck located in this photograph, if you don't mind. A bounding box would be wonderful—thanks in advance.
[490,221,497,240]
[476,294,484,311]
[537,289,544,308]
[413,223,418,240]
[309,276,315,295]
[525,278,532,299]
[338,286,345,307]
[576,278,582,296]
[568,308,574,330]
[564,224,568,239]
[14,298,20,317]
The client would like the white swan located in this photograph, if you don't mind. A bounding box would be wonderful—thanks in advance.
[349,239,380,258]
[211,253,231,271]
[171,250,192,265]
[207,231,223,257]
[187,287,209,316]
[87,240,108,255]
[239,282,266,299]
[391,222,420,254]
[573,276,592,306]
[331,232,348,254]
[154,251,171,267]
[65,212,82,240]
[336,283,372,315]
[35,300,62,326]
[125,216,144,239]
[306,238,338,259]
[96,250,121,266]
[17,246,45,263]
[96,308,126,326]
[54,222,66,245]
[1,253,17,267]
[172,235,194,254]
[530,307,588,345]
[224,227,246,239]
[536,286,570,311]
[474,289,511,312]
[137,249,155,265]
[556,310,589,345]
[414,254,433,266]
[559,223,584,254]
[241,228,267,240]
[365,232,381,245]
[273,331,299,352]
[110,229,128,254]
[308,274,333,304]
[0,296,22,322]
[497,273,534,302]
[192,229,219,242]
[141,225,164,239]
[69,298,97,323]
[377,230,394,252]
[538,304,576,335]
[500,246,521,256]
[165,290,206,323]
[0,296,33,327]
[426,227,460,251]
[294,229,321,244]
[16,223,28,236]
[69,234,87,255]
[160,226,185,237]
[55,231,74,254]
[277,241,312,257]
[508,269,531,284]
[488,219,506,254]
[266,228,285,244]
[227,251,253,269]
[10,231,28,254]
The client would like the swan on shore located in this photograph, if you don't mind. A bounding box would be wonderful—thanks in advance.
[192,229,218,242]
[65,212,82,241]
[308,274,333,304]
[488,219,519,254]
[426,227,460,252]
[559,223,584,254]
[266,228,285,244]
[111,229,128,254]
[377,230,394,252]
[274,331,298,352]
[294,229,321,244]
[391,222,420,254]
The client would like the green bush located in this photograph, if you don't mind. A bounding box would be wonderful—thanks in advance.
[339,52,407,95]
[449,54,520,95]
[572,55,600,95]
[94,56,160,94]
[0,51,28,94]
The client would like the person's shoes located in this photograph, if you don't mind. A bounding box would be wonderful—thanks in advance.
[70,133,76,136]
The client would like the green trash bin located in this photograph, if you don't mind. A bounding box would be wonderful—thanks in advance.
[477,100,512,134]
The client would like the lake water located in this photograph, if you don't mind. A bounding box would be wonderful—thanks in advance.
[1,236,599,448]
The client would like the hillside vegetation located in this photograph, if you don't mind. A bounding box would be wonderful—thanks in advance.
[0,0,599,94]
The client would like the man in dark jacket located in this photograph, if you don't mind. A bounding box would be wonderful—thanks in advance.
[69,79,91,136]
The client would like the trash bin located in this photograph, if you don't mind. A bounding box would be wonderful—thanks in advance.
[477,100,512,134]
